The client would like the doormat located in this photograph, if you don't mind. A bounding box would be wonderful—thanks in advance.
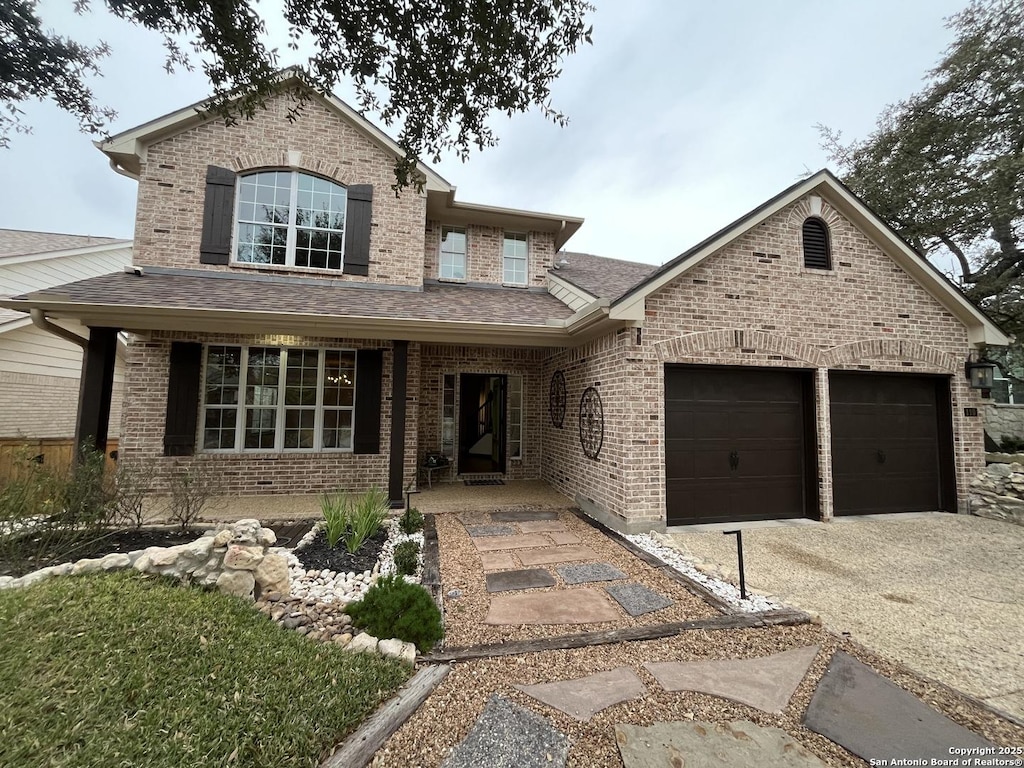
[465,478,505,486]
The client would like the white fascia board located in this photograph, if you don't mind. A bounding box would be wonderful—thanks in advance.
[547,272,598,309]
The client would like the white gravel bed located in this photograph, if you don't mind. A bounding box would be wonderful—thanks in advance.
[287,519,424,605]
[625,533,782,613]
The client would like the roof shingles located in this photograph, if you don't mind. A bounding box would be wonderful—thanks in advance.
[0,229,124,259]
[552,252,657,300]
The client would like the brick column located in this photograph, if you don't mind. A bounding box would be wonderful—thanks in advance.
[814,367,834,520]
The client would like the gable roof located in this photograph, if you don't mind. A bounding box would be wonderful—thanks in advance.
[550,251,658,300]
[0,229,124,260]
[97,69,452,192]
[608,169,1010,346]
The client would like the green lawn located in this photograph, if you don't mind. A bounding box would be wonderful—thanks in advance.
[0,572,412,768]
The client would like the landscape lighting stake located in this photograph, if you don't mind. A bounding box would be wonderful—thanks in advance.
[723,529,748,601]
[405,488,420,512]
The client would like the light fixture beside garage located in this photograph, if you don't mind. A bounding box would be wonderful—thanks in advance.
[965,352,997,391]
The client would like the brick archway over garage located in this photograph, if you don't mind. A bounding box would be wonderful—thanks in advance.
[821,339,958,373]
[653,329,824,367]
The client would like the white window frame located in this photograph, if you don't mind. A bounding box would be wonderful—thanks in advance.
[441,373,456,458]
[200,345,356,453]
[503,232,528,285]
[507,374,523,460]
[439,226,467,281]
[232,170,347,270]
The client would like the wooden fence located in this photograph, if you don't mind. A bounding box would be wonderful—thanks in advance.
[0,438,119,484]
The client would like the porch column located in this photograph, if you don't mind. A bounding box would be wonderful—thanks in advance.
[388,340,409,508]
[74,326,119,457]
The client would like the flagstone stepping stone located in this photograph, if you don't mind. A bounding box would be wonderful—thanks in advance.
[441,694,569,768]
[518,520,567,533]
[557,562,627,584]
[605,583,674,617]
[517,544,600,566]
[515,667,647,721]
[803,651,995,763]
[615,720,828,768]
[465,524,517,537]
[473,534,551,552]
[644,645,820,714]
[485,588,621,625]
[491,509,560,522]
[547,531,580,545]
[486,568,556,593]
[479,552,518,572]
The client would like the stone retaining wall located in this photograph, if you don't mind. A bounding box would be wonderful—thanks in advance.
[985,403,1024,444]
[969,463,1024,526]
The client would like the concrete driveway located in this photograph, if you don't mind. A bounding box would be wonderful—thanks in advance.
[667,513,1024,720]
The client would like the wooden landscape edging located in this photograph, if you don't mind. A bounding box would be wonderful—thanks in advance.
[569,508,738,615]
[418,608,811,664]
[320,663,451,768]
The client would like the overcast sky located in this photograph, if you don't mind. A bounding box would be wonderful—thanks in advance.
[2,0,968,271]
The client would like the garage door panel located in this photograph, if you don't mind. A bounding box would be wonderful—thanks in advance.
[829,372,952,516]
[665,366,812,526]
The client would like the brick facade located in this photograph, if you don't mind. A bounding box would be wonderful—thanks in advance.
[542,194,985,531]
[423,221,555,287]
[133,89,428,286]
[0,370,123,439]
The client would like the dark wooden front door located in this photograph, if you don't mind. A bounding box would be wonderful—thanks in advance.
[829,372,955,515]
[458,374,506,474]
[665,365,814,526]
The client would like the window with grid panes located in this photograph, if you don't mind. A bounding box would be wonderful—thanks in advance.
[439,226,466,280]
[508,375,522,459]
[441,374,455,458]
[503,233,528,285]
[201,346,355,451]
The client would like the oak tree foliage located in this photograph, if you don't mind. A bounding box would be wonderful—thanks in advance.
[819,0,1024,355]
[1,0,593,190]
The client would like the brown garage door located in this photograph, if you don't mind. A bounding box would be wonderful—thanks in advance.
[829,372,956,515]
[665,365,815,526]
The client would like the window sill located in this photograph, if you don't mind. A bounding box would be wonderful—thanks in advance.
[199,448,355,455]
[501,282,530,289]
[799,266,838,276]
[437,277,467,284]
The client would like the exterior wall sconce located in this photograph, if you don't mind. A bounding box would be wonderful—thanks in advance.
[965,353,997,390]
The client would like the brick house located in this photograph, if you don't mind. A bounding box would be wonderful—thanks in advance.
[1,75,1007,532]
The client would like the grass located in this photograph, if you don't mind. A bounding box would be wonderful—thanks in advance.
[0,572,412,768]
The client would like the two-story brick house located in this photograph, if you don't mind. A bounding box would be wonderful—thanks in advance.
[2,75,1008,532]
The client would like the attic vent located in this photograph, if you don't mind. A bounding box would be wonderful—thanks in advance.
[802,217,831,269]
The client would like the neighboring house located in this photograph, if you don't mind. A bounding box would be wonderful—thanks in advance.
[0,231,131,466]
[0,73,1008,532]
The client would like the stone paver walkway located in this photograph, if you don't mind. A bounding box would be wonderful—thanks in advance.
[605,582,675,617]
[804,651,996,762]
[485,588,621,624]
[515,667,647,722]
[616,721,829,768]
[485,568,556,593]
[644,645,820,714]
[440,694,569,768]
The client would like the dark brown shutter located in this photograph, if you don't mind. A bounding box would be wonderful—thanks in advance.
[163,342,203,456]
[802,218,831,269]
[343,184,373,276]
[199,165,237,265]
[353,348,382,453]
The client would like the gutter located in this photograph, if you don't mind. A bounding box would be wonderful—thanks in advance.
[30,308,87,348]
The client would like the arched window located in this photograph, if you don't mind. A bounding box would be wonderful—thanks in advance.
[234,170,347,270]
[802,217,831,270]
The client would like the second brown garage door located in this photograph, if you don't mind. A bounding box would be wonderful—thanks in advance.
[829,372,956,515]
[665,365,816,526]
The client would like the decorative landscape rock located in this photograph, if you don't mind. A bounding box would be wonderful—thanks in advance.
[515,667,647,721]
[348,632,380,654]
[605,582,674,617]
[441,694,569,768]
[485,568,556,593]
[970,462,1024,525]
[465,524,518,538]
[556,563,627,585]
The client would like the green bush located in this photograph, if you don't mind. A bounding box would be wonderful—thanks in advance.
[347,575,443,652]
[398,506,423,535]
[346,487,388,554]
[392,540,420,576]
[320,491,350,548]
[1000,437,1024,454]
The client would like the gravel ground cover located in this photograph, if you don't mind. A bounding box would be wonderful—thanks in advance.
[436,509,717,648]
[666,514,1024,719]
[372,624,1024,768]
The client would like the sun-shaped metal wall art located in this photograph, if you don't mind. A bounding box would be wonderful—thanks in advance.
[579,386,604,459]
[549,370,567,428]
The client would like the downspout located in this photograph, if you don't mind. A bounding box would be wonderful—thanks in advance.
[30,308,87,349]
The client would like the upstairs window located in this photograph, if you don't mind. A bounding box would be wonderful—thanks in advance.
[440,226,467,280]
[234,171,347,270]
[503,233,528,285]
[802,217,831,269]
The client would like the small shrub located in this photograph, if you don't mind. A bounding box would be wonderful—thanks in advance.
[1000,437,1024,454]
[347,574,443,652]
[393,540,420,576]
[58,445,116,529]
[112,458,155,529]
[399,507,423,535]
[166,461,215,530]
[320,491,351,548]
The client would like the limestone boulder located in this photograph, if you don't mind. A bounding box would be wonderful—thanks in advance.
[100,553,131,571]
[254,553,289,594]
[224,545,264,571]
[230,519,262,546]
[217,570,256,600]
[347,632,379,654]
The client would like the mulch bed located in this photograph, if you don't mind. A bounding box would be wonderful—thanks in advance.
[292,527,387,574]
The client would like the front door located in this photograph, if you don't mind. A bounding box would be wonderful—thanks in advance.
[458,374,507,474]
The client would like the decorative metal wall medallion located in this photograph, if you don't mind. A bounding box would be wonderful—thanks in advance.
[549,370,567,427]
[579,386,604,459]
